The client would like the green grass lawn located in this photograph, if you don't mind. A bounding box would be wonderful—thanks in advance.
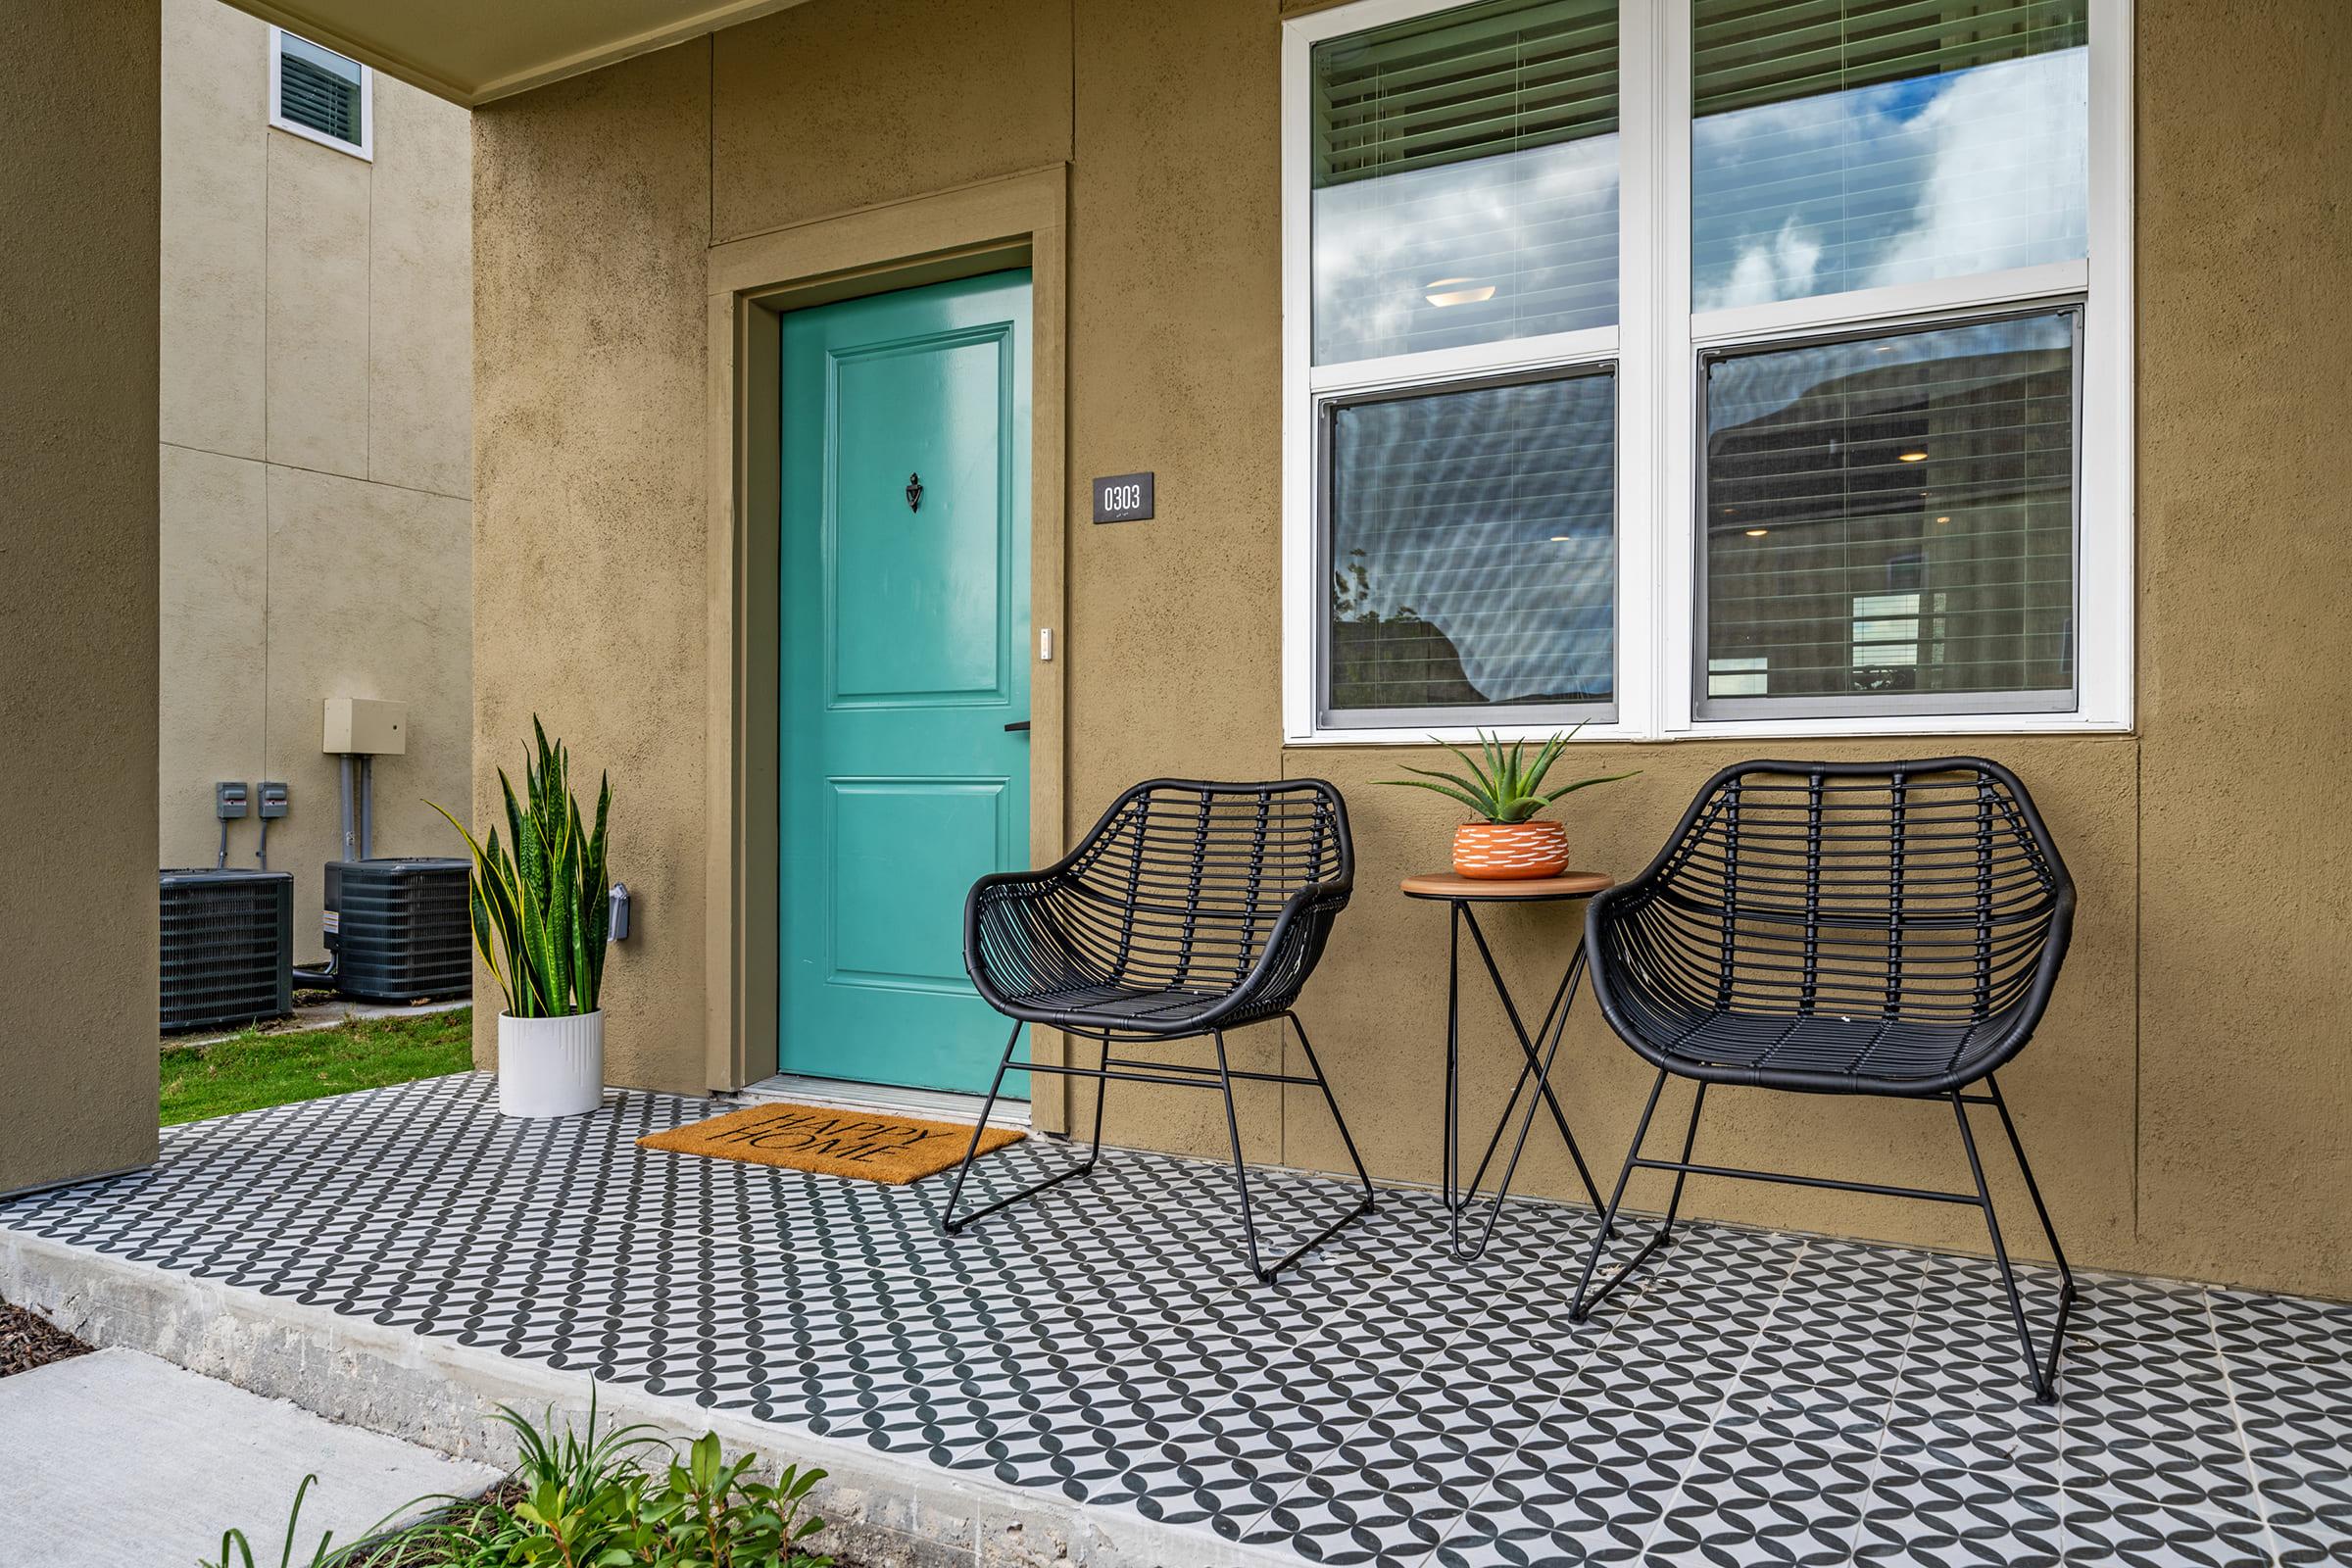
[161,1007,475,1126]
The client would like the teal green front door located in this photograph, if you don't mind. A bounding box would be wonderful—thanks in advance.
[777,270,1031,1097]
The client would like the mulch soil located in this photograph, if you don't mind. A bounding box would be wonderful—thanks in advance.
[0,1298,95,1378]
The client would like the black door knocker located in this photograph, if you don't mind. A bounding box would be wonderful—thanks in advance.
[905,471,923,513]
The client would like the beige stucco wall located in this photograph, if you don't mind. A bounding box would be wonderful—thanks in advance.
[472,0,2352,1297]
[0,0,164,1194]
[159,0,472,954]
[2130,0,2352,1294]
[470,42,713,1090]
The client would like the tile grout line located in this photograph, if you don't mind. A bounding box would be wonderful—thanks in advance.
[2203,1289,2286,1568]
[1836,1250,1935,1565]
[1636,1234,1815,1558]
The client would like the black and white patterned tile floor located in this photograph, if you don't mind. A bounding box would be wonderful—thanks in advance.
[3,1073,2344,1567]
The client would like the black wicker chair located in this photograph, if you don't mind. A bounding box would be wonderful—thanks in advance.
[943,778,1373,1281]
[1569,759,2078,1399]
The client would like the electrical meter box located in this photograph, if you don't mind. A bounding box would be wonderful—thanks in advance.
[323,697,408,755]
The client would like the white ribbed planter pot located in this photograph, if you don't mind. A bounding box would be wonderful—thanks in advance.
[497,1010,605,1118]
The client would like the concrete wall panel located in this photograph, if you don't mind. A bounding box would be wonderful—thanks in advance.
[265,134,373,479]
[160,0,267,461]
[471,40,712,1089]
[263,466,472,945]
[158,446,270,873]
[161,0,473,977]
[1062,0,1290,1159]
[369,72,474,499]
[0,0,163,1196]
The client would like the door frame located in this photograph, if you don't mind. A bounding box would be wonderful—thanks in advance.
[703,166,1068,1127]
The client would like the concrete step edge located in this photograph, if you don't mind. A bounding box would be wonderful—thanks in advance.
[0,1224,1307,1568]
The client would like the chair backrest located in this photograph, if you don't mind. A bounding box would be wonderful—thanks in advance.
[1631,759,2072,1026]
[1060,779,1352,993]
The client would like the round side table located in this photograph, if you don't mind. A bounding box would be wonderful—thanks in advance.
[1401,869,1614,1261]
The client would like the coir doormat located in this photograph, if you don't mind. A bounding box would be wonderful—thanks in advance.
[637,1101,1023,1185]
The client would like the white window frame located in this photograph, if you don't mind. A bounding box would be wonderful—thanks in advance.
[1280,0,2133,745]
[269,26,374,162]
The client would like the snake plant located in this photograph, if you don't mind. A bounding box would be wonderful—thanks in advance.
[1380,726,1638,823]
[431,718,611,1018]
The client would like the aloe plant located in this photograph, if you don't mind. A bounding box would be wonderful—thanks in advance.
[1379,725,1638,823]
[431,719,611,1019]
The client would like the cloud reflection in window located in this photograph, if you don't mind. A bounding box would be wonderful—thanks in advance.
[1313,133,1620,366]
[1692,48,2088,312]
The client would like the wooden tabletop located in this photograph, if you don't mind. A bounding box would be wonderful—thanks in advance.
[1399,869,1614,902]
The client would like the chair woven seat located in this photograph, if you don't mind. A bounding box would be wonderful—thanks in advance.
[995,982,1245,1030]
[1625,1005,2030,1088]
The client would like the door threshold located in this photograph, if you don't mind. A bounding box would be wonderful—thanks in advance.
[731,1071,1030,1130]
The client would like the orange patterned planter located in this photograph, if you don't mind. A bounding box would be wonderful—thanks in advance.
[1451,820,1571,880]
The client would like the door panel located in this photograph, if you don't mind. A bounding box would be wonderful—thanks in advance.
[829,341,1007,706]
[825,778,1007,991]
[778,270,1031,1097]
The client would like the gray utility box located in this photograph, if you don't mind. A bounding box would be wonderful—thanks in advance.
[326,858,473,1004]
[160,868,294,1032]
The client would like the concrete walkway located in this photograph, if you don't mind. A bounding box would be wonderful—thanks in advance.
[164,996,469,1051]
[0,1348,498,1567]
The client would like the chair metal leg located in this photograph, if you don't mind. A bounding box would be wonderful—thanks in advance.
[1952,1083,2075,1402]
[1568,1071,1706,1323]
[940,1021,1106,1235]
[1210,1023,1374,1284]
[1556,1068,2073,1401]
[1289,1012,1375,1216]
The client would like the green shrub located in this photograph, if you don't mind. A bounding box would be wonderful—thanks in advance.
[202,1398,831,1568]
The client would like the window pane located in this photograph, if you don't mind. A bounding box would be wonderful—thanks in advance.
[1700,312,2075,713]
[279,33,364,144]
[1312,0,1618,364]
[1690,0,2087,311]
[1328,372,1615,717]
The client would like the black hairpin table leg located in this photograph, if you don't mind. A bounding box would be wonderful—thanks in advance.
[1404,870,1615,1263]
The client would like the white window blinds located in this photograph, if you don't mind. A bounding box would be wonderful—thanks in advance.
[1699,310,2078,716]
[1327,370,1617,719]
[277,33,365,148]
[1310,0,1620,363]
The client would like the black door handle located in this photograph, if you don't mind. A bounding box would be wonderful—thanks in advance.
[1004,720,1030,732]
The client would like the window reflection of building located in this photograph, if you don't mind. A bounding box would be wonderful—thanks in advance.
[1702,313,2076,708]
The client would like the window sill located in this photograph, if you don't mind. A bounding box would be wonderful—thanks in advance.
[268,116,372,162]
[1284,713,2134,747]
